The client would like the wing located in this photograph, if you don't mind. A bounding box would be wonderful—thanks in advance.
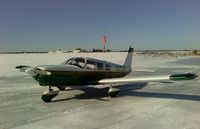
[99,75,170,84]
[15,65,80,76]
[15,65,37,76]
[16,65,52,76]
[98,73,198,84]
[15,65,31,72]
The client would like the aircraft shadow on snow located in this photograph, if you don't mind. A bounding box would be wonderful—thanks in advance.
[51,82,200,102]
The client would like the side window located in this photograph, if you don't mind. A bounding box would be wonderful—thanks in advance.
[86,60,96,69]
[97,62,103,70]
[105,64,111,70]
[74,58,85,68]
[66,58,75,65]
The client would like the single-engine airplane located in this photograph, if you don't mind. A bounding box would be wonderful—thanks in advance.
[16,47,198,102]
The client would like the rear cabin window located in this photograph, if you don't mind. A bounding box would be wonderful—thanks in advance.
[105,64,111,70]
[97,62,103,70]
[86,60,96,69]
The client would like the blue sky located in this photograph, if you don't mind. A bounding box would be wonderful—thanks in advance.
[0,0,200,52]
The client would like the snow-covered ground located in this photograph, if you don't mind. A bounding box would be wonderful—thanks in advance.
[0,53,200,129]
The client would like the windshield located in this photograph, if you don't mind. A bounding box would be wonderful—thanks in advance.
[66,57,85,68]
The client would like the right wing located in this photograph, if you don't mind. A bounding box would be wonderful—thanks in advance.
[98,73,198,84]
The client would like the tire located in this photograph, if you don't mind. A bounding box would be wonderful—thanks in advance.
[108,91,119,98]
[41,94,53,102]
[41,90,59,102]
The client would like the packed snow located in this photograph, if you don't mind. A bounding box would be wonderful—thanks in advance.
[0,52,200,129]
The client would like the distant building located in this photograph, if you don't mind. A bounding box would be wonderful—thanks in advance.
[72,48,87,53]
[73,49,81,53]
[48,49,66,54]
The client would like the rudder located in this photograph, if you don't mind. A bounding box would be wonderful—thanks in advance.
[123,46,134,68]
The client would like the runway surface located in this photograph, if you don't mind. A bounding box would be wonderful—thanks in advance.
[0,53,200,129]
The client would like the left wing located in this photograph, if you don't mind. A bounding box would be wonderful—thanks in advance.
[98,73,198,84]
[15,65,51,76]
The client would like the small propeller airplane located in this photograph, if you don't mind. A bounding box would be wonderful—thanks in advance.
[16,46,198,102]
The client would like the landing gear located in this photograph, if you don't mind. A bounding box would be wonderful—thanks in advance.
[57,86,66,91]
[108,87,120,98]
[41,86,59,102]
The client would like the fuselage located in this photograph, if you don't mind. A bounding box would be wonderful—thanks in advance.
[33,57,131,86]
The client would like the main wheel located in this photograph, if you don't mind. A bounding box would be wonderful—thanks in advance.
[41,90,59,102]
[108,88,120,98]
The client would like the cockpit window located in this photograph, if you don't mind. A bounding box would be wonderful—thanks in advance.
[65,58,74,64]
[66,57,85,68]
[86,60,96,69]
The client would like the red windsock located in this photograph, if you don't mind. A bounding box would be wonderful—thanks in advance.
[103,35,106,45]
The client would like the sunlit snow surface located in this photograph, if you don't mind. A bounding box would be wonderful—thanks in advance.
[0,52,200,129]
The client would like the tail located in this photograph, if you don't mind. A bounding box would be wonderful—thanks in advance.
[123,46,134,68]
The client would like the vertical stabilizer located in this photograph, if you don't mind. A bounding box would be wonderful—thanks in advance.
[123,46,134,68]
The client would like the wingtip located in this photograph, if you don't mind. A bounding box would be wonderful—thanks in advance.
[15,65,30,69]
[170,73,198,81]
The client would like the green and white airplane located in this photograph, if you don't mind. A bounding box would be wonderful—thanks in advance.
[16,47,198,102]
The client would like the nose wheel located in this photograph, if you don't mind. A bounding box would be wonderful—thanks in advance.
[41,86,59,102]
